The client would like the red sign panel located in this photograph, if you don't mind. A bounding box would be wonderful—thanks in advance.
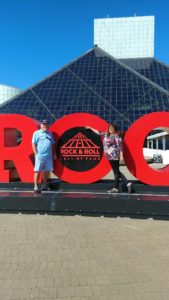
[0,112,169,185]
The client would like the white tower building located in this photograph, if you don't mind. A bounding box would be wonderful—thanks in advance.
[0,84,21,105]
[94,16,154,59]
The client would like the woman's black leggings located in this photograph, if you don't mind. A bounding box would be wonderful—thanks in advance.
[109,160,128,189]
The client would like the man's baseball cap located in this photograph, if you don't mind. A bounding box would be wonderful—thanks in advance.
[41,119,48,124]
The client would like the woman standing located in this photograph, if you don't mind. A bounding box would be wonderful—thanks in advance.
[86,123,133,193]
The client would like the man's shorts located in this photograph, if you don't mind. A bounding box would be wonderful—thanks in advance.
[34,155,53,172]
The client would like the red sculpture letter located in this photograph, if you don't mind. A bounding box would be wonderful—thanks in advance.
[124,112,169,186]
[0,114,38,182]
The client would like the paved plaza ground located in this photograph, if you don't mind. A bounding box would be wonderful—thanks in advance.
[0,213,169,300]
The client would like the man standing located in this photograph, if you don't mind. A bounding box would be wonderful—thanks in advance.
[32,119,56,192]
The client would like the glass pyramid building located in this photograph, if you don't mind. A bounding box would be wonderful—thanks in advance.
[0,46,169,131]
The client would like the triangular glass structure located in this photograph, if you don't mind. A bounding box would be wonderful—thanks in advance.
[120,57,169,92]
[1,46,169,131]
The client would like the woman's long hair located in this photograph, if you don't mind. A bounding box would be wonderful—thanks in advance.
[106,123,119,136]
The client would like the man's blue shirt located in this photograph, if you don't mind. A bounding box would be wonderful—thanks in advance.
[32,129,55,158]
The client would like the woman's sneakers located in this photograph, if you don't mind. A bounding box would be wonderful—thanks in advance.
[108,188,119,193]
[127,182,133,193]
[108,183,133,194]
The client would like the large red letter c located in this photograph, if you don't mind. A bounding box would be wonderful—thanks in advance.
[123,112,169,186]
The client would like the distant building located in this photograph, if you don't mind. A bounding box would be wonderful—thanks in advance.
[0,45,169,132]
[0,16,169,134]
[94,16,154,58]
[0,84,21,105]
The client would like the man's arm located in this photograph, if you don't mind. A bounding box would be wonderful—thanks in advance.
[32,131,38,156]
[32,143,38,156]
[52,144,57,160]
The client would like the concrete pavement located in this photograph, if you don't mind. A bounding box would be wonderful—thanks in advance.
[0,213,169,299]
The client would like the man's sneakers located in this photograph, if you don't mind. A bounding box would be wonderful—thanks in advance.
[127,182,133,193]
[33,186,41,193]
[33,185,48,193]
[41,186,48,192]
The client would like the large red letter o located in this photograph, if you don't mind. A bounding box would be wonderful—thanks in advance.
[50,113,111,183]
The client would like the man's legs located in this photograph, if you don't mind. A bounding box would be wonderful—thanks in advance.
[41,158,53,190]
[34,155,43,192]
[34,171,40,191]
[42,171,50,189]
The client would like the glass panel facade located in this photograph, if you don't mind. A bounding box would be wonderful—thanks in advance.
[121,58,169,92]
[0,47,169,131]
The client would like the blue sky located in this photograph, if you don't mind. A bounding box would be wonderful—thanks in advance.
[0,0,169,90]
